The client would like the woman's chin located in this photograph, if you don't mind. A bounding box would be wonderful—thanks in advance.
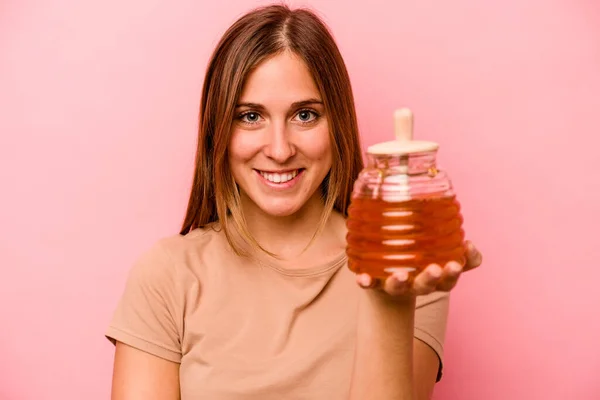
[241,190,324,219]
[259,204,301,218]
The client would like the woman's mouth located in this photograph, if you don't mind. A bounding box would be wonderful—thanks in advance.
[254,168,304,189]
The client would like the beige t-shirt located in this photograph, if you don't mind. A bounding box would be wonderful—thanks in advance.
[106,225,449,399]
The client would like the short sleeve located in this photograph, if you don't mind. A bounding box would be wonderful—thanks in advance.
[414,291,450,382]
[105,241,182,363]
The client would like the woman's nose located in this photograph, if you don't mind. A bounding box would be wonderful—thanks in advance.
[262,122,296,163]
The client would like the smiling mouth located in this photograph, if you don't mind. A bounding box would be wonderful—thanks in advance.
[255,169,303,184]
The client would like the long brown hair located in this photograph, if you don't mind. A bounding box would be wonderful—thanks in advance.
[180,4,363,256]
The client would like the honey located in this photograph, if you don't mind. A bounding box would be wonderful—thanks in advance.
[346,108,466,280]
[346,196,465,279]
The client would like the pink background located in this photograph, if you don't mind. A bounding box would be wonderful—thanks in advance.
[1,0,599,399]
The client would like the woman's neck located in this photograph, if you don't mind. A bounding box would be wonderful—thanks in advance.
[238,192,347,262]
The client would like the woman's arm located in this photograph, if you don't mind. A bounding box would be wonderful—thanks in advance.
[413,339,443,399]
[348,291,444,400]
[111,342,180,400]
[349,290,416,400]
[350,242,483,400]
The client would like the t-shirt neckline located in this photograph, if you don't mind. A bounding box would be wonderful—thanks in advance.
[255,250,348,277]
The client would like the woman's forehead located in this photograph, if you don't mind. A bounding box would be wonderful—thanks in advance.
[237,52,321,107]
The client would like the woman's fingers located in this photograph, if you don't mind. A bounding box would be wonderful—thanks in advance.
[357,272,412,296]
[436,261,463,292]
[356,273,371,288]
[357,273,382,289]
[412,264,443,295]
[383,270,410,296]
[464,240,483,271]
[357,253,472,296]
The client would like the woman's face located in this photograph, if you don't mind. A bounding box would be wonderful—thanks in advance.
[228,51,332,218]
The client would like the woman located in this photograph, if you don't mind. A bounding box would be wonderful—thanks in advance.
[106,4,482,399]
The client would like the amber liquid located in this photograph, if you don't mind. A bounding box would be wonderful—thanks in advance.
[346,196,466,279]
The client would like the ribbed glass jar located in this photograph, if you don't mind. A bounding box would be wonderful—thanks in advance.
[346,150,466,279]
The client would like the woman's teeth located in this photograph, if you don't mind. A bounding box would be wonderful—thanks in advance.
[259,170,299,183]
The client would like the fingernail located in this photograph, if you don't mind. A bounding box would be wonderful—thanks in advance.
[394,271,409,282]
[448,262,462,274]
[358,274,372,288]
[429,265,443,278]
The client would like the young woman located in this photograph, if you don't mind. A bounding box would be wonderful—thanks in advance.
[106,4,482,400]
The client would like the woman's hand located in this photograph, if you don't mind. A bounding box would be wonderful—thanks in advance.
[356,240,483,297]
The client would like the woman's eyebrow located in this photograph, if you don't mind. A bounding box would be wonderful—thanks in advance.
[290,98,323,108]
[235,102,266,110]
[235,99,324,109]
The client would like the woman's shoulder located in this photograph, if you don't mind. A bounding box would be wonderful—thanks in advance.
[158,223,224,255]
[129,223,227,282]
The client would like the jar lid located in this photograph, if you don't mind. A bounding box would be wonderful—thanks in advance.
[367,108,439,155]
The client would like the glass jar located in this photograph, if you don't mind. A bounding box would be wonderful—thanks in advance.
[346,108,466,280]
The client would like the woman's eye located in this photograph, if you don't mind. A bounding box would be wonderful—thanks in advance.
[240,112,261,124]
[295,110,318,123]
